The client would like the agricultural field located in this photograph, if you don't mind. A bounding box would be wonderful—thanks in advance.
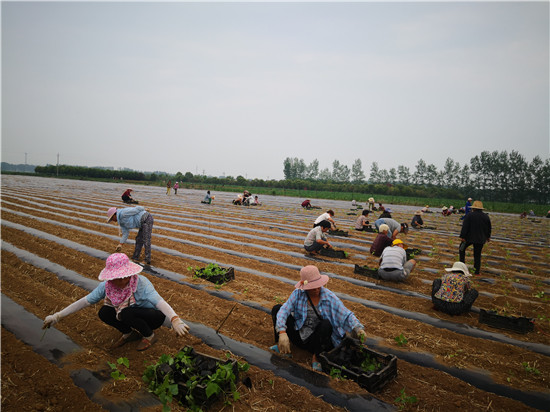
[1,174,549,412]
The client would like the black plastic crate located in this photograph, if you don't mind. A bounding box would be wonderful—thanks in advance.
[194,266,235,285]
[319,248,347,258]
[329,229,349,237]
[479,309,534,334]
[319,337,397,393]
[354,264,380,280]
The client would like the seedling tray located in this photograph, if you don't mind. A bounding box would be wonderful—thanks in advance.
[364,226,378,233]
[194,266,235,285]
[479,309,534,334]
[354,264,380,280]
[319,248,347,258]
[329,229,349,237]
[148,346,239,409]
[319,337,397,393]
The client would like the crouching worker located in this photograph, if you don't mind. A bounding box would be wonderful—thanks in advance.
[378,239,416,282]
[42,253,189,351]
[304,220,332,255]
[270,265,367,371]
[432,262,479,315]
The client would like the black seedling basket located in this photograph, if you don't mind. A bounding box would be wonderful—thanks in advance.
[194,266,235,285]
[354,264,380,280]
[319,248,347,258]
[329,229,349,237]
[478,309,534,334]
[319,337,397,393]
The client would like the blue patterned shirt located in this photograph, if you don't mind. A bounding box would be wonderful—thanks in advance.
[276,287,363,347]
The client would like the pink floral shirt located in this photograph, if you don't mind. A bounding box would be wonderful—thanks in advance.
[434,273,472,303]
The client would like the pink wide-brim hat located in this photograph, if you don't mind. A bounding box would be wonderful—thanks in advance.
[295,265,329,290]
[106,207,117,223]
[99,253,143,281]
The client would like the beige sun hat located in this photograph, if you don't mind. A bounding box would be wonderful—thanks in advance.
[445,262,471,277]
[472,201,484,210]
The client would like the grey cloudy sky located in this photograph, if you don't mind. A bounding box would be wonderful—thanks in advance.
[2,1,549,180]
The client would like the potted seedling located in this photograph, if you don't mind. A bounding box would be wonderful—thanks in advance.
[353,264,380,280]
[478,309,534,334]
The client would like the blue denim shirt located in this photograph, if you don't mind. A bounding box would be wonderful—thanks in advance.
[86,275,161,308]
[276,287,363,347]
[117,206,147,243]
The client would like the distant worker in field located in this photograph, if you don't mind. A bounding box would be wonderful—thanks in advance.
[107,206,154,265]
[202,190,212,204]
[42,253,189,351]
[369,224,393,257]
[354,210,372,231]
[304,220,332,255]
[421,205,432,213]
[166,180,171,195]
[431,262,479,315]
[378,207,392,219]
[121,188,138,204]
[411,211,424,229]
[302,199,312,209]
[313,210,336,229]
[368,197,375,211]
[374,217,409,240]
[270,265,367,371]
[378,239,417,282]
[459,201,491,275]
[460,198,473,220]
[173,181,179,195]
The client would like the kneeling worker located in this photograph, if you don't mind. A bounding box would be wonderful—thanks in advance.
[378,239,416,282]
[304,220,332,255]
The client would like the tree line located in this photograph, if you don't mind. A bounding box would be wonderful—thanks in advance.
[282,151,550,204]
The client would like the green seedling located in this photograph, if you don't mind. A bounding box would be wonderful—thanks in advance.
[329,367,344,379]
[108,357,129,381]
[394,333,408,347]
[522,361,541,376]
[274,296,284,304]
[394,388,418,410]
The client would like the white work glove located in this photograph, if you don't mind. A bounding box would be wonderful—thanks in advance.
[43,313,61,329]
[42,297,90,329]
[171,316,190,337]
[278,332,291,354]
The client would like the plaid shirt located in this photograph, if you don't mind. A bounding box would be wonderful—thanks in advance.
[276,287,363,347]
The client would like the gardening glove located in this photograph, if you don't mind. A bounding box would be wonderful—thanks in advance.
[171,316,190,337]
[115,244,122,252]
[278,332,291,354]
[43,313,61,329]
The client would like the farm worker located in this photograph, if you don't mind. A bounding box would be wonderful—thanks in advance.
[369,224,393,257]
[460,198,473,220]
[459,200,491,275]
[378,207,392,219]
[313,210,336,229]
[411,210,424,229]
[42,253,189,351]
[377,239,417,282]
[374,218,408,240]
[173,181,179,195]
[354,210,372,231]
[201,190,212,204]
[121,188,138,204]
[304,220,332,255]
[301,199,312,209]
[367,197,375,211]
[431,262,479,315]
[270,265,367,371]
[166,180,171,195]
[107,206,154,265]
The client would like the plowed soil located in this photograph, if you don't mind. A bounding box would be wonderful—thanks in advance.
[2,175,549,411]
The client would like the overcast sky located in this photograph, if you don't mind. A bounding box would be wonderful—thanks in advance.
[2,1,549,180]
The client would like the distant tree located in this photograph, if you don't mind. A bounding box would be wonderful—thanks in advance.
[318,168,332,181]
[369,162,381,183]
[332,160,350,182]
[388,168,397,184]
[351,159,365,183]
[397,165,411,185]
[306,159,319,180]
[412,159,428,185]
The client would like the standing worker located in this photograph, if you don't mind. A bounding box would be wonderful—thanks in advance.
[107,206,154,265]
[166,180,172,195]
[173,181,179,195]
[459,201,491,275]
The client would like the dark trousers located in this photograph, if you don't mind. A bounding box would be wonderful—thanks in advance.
[459,241,483,274]
[271,304,334,356]
[98,305,165,337]
[133,214,154,262]
[304,242,323,253]
[431,279,479,316]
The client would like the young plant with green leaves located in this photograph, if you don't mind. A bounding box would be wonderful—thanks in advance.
[394,388,418,410]
[108,357,129,381]
[394,334,408,347]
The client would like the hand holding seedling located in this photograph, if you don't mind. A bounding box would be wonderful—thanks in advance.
[42,313,60,329]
